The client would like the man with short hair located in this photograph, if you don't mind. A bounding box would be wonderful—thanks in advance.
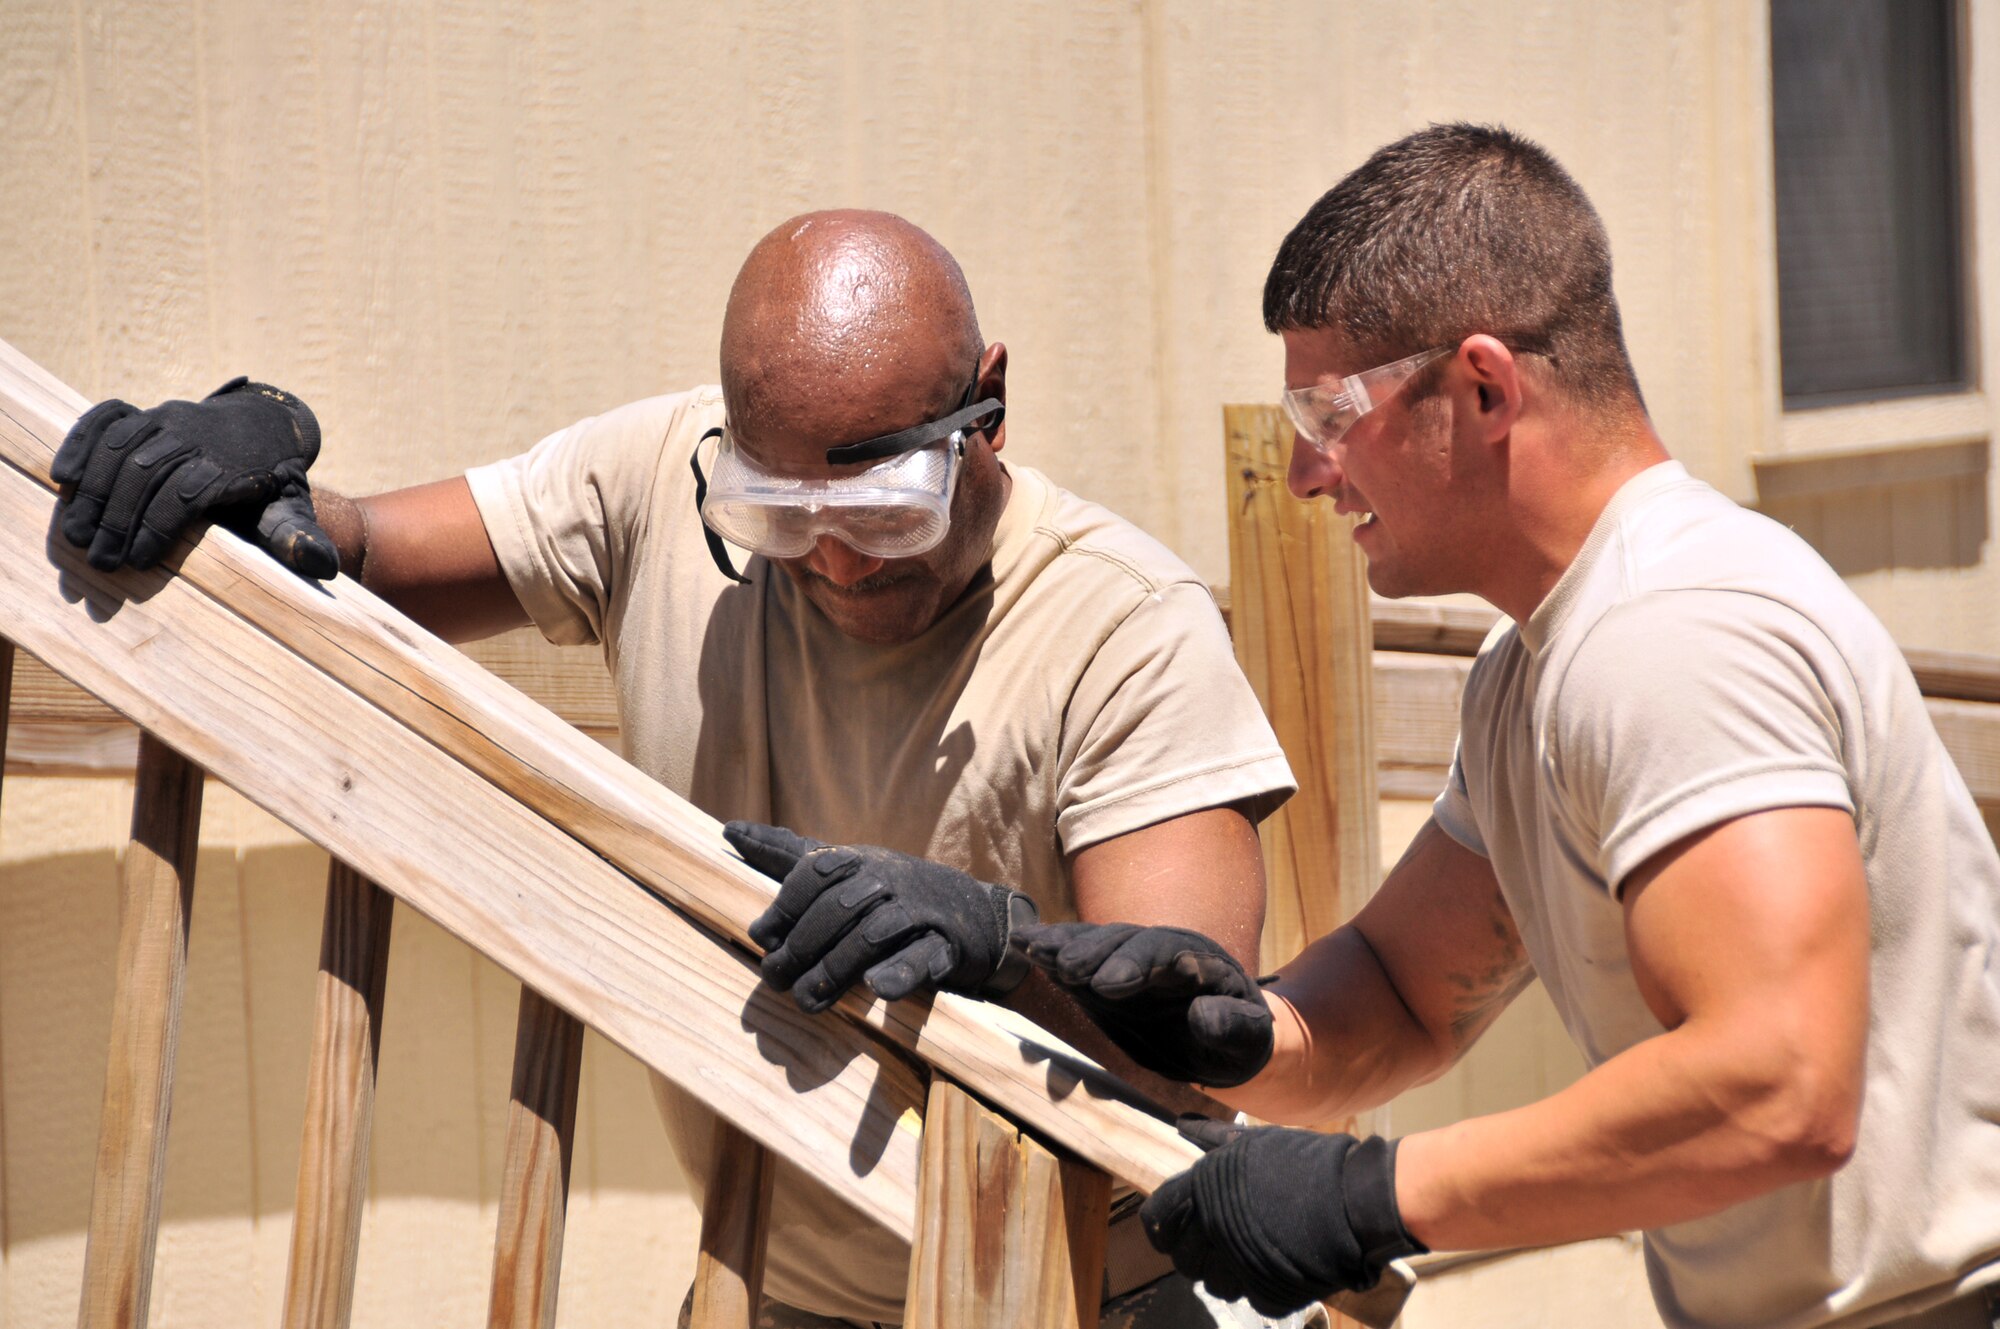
[768,127,2000,1327]
[53,211,1299,1328]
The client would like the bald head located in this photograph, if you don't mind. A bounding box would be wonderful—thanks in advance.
[720,211,983,444]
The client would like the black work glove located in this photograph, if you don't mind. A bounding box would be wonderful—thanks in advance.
[1143,1119,1426,1317]
[1015,921,1274,1087]
[725,821,1040,1014]
[53,377,336,578]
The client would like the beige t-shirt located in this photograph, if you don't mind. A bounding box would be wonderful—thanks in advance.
[1434,462,2000,1329]
[467,387,1295,1321]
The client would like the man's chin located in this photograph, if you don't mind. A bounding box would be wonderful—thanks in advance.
[804,580,936,645]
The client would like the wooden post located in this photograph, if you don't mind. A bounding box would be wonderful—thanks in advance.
[685,1120,775,1328]
[1226,407,1385,1326]
[76,733,204,1329]
[906,1078,1111,1329]
[1224,404,1382,971]
[487,991,585,1329]
[281,864,395,1329]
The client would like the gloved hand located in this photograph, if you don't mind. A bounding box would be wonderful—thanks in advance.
[1015,921,1274,1087]
[1143,1119,1426,1317]
[53,377,337,578]
[725,821,1039,1014]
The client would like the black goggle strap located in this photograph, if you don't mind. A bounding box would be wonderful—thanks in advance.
[823,396,1005,465]
[690,426,751,585]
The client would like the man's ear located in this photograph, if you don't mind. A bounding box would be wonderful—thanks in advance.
[1457,335,1523,444]
[978,341,1008,454]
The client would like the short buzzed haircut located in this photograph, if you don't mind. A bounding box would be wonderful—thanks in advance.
[1264,124,1644,413]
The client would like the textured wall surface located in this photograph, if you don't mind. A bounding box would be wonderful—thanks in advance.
[0,0,1906,585]
[2,1,1993,1325]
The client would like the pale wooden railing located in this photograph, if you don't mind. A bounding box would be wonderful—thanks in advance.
[0,341,1430,1329]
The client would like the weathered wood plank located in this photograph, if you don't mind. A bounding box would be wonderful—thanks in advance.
[905,1079,1110,1329]
[0,351,931,1238]
[281,864,395,1329]
[0,336,1210,1206]
[685,1119,775,1329]
[487,990,586,1329]
[1373,651,1471,801]
[1225,404,1381,968]
[1369,599,1499,657]
[0,635,11,1260]
[76,734,204,1329]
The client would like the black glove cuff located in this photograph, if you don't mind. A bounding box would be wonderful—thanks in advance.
[1342,1136,1428,1284]
[979,891,1041,997]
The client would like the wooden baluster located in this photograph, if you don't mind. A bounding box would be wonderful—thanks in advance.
[686,1120,775,1328]
[0,638,11,1266]
[282,863,395,1329]
[76,733,204,1329]
[0,636,14,778]
[487,991,585,1329]
[906,1078,1111,1329]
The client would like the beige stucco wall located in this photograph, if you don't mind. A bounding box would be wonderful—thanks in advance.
[4,1,1995,1324]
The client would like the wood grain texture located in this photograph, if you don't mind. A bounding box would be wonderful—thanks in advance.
[76,733,204,1329]
[905,1079,1110,1329]
[487,989,586,1329]
[0,634,10,1260]
[1225,404,1381,968]
[0,335,1217,1209]
[0,338,932,1239]
[282,863,395,1329]
[1369,601,1499,657]
[685,1119,774,1329]
[1373,652,1473,802]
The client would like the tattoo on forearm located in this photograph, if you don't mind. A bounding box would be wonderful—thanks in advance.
[1442,907,1533,1055]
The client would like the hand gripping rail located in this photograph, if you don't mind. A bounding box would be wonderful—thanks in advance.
[0,337,1411,1329]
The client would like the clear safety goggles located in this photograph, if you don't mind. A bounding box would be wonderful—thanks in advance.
[1280,347,1449,454]
[692,379,1004,583]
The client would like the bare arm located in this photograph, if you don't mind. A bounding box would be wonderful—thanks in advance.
[317,478,529,643]
[1220,817,1532,1124]
[1005,803,1267,1114]
[1394,805,1868,1251]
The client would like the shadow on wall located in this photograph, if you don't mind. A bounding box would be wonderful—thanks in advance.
[0,842,688,1250]
[1755,456,1990,577]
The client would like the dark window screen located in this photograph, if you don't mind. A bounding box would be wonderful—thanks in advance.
[1771,0,1966,405]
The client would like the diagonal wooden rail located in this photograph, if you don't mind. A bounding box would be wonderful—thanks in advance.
[1,338,1326,1329]
[0,338,1426,1329]
[0,338,1206,1198]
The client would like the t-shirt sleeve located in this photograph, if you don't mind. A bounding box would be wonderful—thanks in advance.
[1055,581,1297,854]
[1431,740,1490,858]
[1555,589,1856,897]
[463,396,683,647]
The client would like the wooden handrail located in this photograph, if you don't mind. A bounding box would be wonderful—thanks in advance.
[0,336,1217,1248]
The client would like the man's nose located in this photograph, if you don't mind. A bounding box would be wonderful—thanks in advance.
[1287,432,1343,501]
[807,534,887,586]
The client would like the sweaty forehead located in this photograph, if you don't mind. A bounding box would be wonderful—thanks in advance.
[721,213,978,452]
[1281,326,1366,390]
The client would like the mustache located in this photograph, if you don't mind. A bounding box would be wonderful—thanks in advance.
[794,565,926,595]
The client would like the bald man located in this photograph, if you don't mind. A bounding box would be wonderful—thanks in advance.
[54,212,1301,1329]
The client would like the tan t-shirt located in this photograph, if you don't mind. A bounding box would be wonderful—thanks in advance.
[467,387,1295,1320]
[1435,462,2000,1329]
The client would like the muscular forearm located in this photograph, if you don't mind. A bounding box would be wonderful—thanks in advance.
[1216,925,1452,1124]
[313,479,527,642]
[1394,1014,1859,1252]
